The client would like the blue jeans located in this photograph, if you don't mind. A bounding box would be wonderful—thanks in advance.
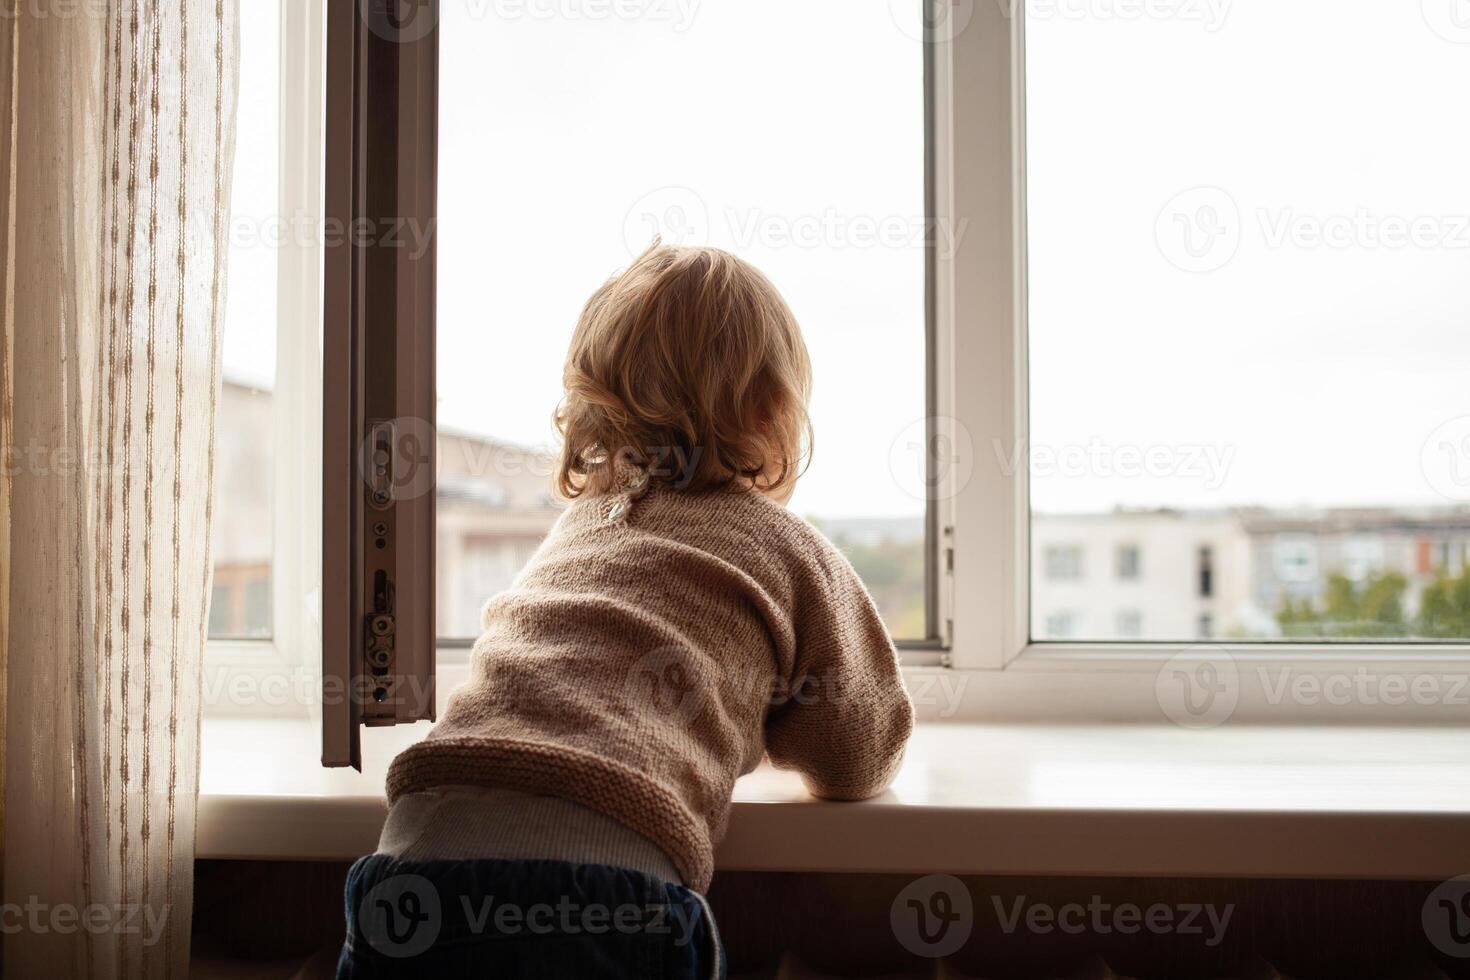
[336,854,725,979]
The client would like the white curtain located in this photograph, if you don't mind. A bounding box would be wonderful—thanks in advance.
[1,1,238,977]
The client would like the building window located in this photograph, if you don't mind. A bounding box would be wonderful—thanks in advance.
[244,580,271,637]
[1115,610,1143,639]
[1044,545,1084,582]
[1115,545,1141,581]
[208,1,280,642]
[1198,613,1215,639]
[1044,612,1078,639]
[208,584,231,639]
[1197,545,1215,598]
[1341,535,1385,583]
[1274,536,1319,585]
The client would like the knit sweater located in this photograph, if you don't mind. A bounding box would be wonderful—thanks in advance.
[385,482,914,892]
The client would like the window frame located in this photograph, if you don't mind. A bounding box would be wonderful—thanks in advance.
[319,0,441,766]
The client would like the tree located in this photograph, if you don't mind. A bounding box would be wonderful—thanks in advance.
[1275,571,1408,638]
[1417,565,1470,639]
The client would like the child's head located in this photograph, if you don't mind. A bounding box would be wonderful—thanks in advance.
[556,242,812,501]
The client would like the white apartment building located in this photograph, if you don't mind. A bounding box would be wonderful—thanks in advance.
[1032,507,1470,642]
[214,381,1470,646]
[1240,508,1470,629]
[1031,510,1255,642]
[209,379,564,642]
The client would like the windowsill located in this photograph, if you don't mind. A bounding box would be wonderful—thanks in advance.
[199,718,1470,880]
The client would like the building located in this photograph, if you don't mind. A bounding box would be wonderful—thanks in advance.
[1031,509,1254,641]
[213,380,1470,645]
[1240,507,1470,633]
[208,378,274,638]
[1031,506,1470,642]
[210,379,563,643]
[435,427,563,637]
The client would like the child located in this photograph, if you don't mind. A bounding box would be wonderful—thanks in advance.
[337,243,914,978]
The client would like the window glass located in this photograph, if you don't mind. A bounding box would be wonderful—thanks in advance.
[435,1,928,638]
[210,0,280,640]
[1027,1,1470,641]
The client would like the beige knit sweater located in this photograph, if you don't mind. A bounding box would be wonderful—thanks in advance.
[385,482,914,891]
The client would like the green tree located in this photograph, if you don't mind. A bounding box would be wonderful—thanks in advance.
[1417,565,1470,639]
[809,518,927,639]
[1275,571,1408,638]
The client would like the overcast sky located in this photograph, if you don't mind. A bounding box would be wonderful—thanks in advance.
[224,0,1469,519]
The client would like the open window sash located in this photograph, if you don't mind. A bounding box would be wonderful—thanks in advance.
[322,0,439,768]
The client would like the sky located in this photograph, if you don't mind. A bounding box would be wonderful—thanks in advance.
[223,0,1470,520]
[1026,0,1470,514]
[221,0,280,390]
[431,0,927,520]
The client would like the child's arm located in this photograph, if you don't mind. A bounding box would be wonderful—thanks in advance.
[763,553,914,801]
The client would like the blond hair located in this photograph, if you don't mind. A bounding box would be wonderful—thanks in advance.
[555,242,813,499]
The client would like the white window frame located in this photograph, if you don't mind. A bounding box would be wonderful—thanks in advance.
[922,0,1470,720]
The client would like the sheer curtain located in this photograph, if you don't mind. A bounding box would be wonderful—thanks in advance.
[1,1,238,977]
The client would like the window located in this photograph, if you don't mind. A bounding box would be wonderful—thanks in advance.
[1044,611,1078,639]
[1115,544,1141,581]
[1043,545,1083,582]
[1197,546,1214,599]
[205,0,323,717]
[1341,535,1386,584]
[442,535,543,638]
[1115,610,1143,639]
[433,0,930,642]
[208,584,231,639]
[1273,536,1318,585]
[202,1,1470,753]
[244,580,271,635]
[210,0,281,641]
[1025,1,1470,643]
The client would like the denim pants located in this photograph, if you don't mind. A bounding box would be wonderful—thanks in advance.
[336,854,726,979]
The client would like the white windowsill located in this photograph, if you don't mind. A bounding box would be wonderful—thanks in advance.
[198,717,1470,881]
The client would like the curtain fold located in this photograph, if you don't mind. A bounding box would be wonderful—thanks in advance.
[1,2,238,977]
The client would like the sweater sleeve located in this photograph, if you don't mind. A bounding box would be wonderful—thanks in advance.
[763,540,915,801]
